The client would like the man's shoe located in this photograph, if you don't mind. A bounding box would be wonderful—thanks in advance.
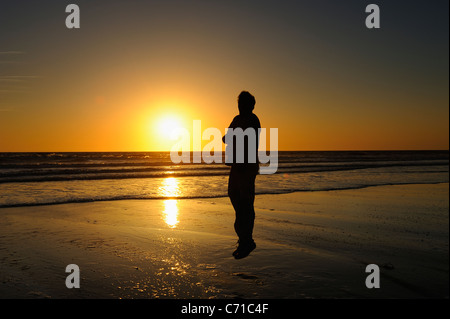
[233,241,256,260]
[232,240,240,257]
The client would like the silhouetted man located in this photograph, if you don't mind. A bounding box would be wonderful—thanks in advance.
[223,91,260,259]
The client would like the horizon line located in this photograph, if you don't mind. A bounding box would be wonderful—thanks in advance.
[0,149,448,153]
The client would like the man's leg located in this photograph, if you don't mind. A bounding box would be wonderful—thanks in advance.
[238,169,256,245]
[230,167,257,259]
[228,166,244,241]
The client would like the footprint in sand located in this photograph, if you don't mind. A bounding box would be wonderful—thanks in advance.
[233,273,258,280]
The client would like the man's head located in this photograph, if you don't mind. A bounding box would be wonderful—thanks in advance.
[238,91,256,114]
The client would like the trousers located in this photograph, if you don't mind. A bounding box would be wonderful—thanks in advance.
[228,165,258,244]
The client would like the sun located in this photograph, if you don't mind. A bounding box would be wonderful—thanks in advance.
[149,110,189,151]
[156,116,182,139]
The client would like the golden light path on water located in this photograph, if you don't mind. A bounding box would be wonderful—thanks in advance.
[158,177,180,228]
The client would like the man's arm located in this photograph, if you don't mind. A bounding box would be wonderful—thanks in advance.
[222,116,238,144]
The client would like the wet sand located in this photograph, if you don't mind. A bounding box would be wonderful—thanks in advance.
[0,183,448,299]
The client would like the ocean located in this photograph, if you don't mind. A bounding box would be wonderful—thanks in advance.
[0,151,448,208]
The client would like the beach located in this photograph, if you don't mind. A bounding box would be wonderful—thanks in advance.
[0,183,448,299]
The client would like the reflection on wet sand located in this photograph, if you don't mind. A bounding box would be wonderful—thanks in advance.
[163,199,178,228]
[158,177,180,228]
[114,177,221,298]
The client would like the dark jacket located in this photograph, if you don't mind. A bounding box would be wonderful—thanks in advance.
[223,112,261,170]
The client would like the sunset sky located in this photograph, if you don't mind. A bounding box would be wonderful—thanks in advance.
[0,0,448,151]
